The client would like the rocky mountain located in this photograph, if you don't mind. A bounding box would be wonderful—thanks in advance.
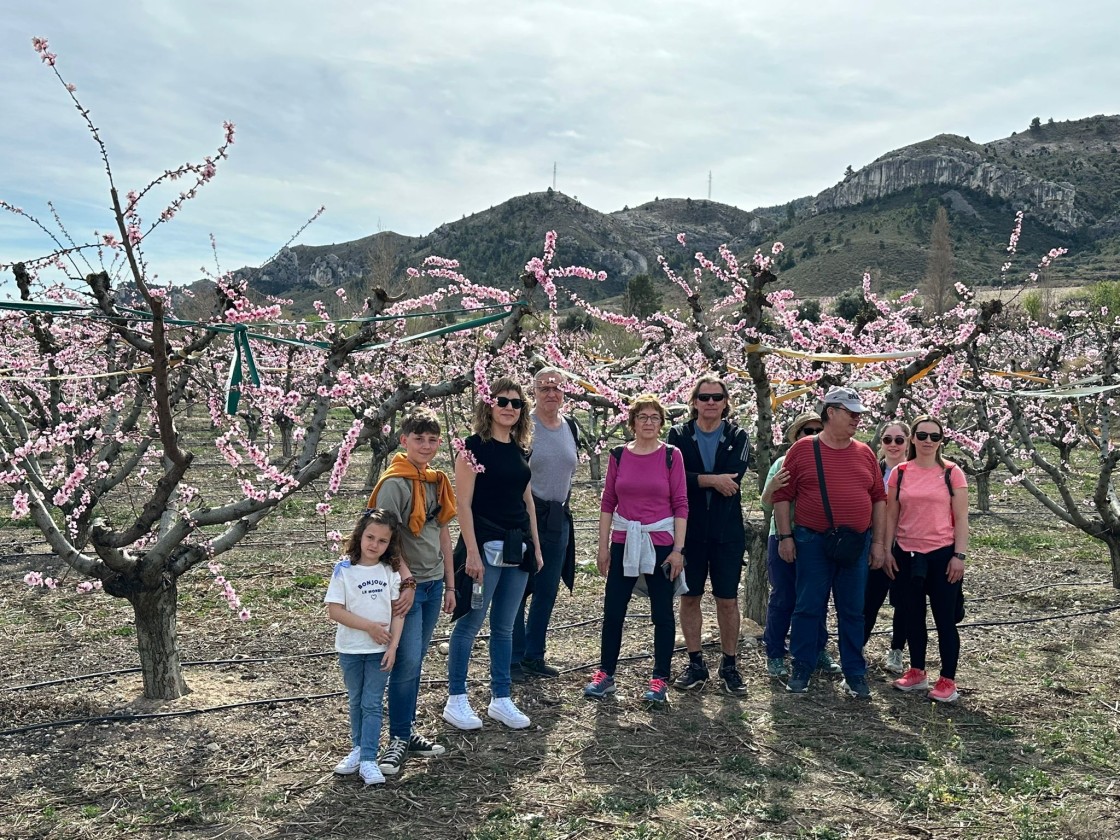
[232,115,1120,311]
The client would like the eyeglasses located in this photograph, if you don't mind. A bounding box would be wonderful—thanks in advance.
[635,414,663,424]
[534,386,562,394]
[799,426,823,436]
[494,397,525,409]
[882,435,907,446]
[914,431,943,442]
[695,393,726,403]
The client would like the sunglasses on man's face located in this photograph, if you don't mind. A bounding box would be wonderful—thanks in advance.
[799,426,823,437]
[882,435,907,446]
[914,431,943,442]
[695,393,726,403]
[495,397,525,409]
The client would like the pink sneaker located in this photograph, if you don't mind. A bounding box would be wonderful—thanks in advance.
[928,676,959,703]
[893,668,929,692]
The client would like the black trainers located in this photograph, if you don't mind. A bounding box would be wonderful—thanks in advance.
[377,736,408,776]
[521,657,560,678]
[841,674,872,700]
[673,661,709,691]
[719,666,748,696]
[407,732,446,757]
[509,661,528,683]
[786,665,812,694]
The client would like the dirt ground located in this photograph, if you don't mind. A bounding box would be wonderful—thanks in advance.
[2,483,1119,840]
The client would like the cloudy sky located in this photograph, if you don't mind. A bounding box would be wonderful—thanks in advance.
[1,1,1115,288]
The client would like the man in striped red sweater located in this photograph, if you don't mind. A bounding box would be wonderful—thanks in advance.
[771,386,887,699]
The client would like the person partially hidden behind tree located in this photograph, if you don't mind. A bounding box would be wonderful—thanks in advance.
[365,406,457,776]
[666,374,753,695]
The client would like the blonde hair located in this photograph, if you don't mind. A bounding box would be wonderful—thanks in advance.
[877,420,912,460]
[473,377,533,449]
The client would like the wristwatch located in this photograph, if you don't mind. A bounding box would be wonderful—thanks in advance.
[778,534,793,541]
[952,552,966,560]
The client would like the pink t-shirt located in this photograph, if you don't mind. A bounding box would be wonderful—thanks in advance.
[601,444,689,545]
[888,461,968,553]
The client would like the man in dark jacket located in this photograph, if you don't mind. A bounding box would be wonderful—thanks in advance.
[666,374,752,695]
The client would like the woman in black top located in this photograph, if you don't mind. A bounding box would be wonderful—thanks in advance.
[443,377,543,732]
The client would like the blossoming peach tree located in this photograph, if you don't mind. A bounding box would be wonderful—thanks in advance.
[0,39,604,699]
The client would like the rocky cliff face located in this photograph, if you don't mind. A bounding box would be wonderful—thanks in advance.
[812,136,1090,232]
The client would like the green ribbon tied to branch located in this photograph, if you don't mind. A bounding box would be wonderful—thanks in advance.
[224,325,260,415]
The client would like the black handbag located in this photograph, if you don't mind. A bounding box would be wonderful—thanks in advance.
[813,438,869,568]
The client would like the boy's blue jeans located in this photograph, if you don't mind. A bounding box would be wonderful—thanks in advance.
[387,579,443,740]
[338,652,390,761]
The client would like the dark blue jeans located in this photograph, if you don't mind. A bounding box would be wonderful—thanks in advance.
[789,525,869,679]
[387,579,443,740]
[513,518,569,663]
[339,652,390,761]
[763,534,828,659]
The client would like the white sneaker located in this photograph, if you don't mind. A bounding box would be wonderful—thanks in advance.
[487,696,531,729]
[359,760,385,786]
[884,649,905,675]
[442,694,483,730]
[333,746,361,775]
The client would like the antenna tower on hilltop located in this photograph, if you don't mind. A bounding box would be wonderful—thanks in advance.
[708,171,712,200]
[553,162,557,190]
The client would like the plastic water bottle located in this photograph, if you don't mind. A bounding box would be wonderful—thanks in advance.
[471,581,484,610]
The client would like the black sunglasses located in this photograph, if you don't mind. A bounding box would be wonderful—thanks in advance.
[914,431,943,442]
[882,435,907,446]
[495,397,525,409]
[696,393,726,403]
[799,426,823,436]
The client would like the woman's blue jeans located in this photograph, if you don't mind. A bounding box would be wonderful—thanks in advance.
[338,652,390,761]
[447,560,529,698]
[763,534,828,659]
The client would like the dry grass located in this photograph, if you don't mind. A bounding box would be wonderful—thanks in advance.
[2,480,1120,839]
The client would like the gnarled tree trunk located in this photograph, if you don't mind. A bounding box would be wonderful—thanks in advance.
[128,580,189,700]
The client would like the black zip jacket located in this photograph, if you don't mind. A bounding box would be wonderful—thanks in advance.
[666,419,751,551]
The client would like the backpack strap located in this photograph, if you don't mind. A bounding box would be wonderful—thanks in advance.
[564,415,582,450]
[612,443,675,472]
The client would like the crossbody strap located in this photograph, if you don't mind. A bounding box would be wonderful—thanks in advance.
[812,437,836,531]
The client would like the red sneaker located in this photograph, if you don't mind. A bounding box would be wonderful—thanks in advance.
[928,676,959,703]
[893,668,929,692]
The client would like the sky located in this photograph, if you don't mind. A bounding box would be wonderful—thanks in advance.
[1,1,1116,289]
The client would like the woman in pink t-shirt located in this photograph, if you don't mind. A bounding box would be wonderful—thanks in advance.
[883,415,969,703]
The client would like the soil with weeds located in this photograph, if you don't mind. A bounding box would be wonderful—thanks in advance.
[2,478,1119,840]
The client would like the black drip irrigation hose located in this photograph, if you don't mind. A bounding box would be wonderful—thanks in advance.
[4,603,1120,737]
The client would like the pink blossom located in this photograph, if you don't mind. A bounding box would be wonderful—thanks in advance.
[24,571,43,587]
[239,608,251,620]
[315,502,331,515]
[12,491,30,519]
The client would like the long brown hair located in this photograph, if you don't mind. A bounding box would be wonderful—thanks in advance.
[345,509,404,572]
[473,377,533,449]
[907,415,946,466]
[687,374,732,421]
[877,420,912,460]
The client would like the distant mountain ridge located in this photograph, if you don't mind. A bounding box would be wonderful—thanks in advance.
[231,114,1120,311]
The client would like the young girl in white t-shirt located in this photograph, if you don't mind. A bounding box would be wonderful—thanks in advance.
[325,509,404,786]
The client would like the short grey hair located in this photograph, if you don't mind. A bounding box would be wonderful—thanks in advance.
[534,366,567,383]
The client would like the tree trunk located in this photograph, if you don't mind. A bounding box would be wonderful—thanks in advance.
[741,522,768,627]
[974,471,992,514]
[129,580,189,700]
[1107,535,1120,590]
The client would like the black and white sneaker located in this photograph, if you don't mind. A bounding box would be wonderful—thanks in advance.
[377,736,408,776]
[719,666,748,696]
[673,661,709,691]
[407,732,446,757]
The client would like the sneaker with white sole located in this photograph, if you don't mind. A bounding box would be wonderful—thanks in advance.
[359,760,385,786]
[841,674,871,699]
[928,676,959,703]
[883,648,905,674]
[377,736,408,776]
[816,650,843,677]
[333,746,361,775]
[583,670,617,699]
[487,696,531,729]
[407,732,446,756]
[442,694,483,730]
[643,677,670,705]
[767,657,789,679]
[893,668,929,692]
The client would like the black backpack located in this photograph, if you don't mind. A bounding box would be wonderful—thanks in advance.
[610,443,677,471]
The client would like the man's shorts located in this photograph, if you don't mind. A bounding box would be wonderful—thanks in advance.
[682,539,744,599]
